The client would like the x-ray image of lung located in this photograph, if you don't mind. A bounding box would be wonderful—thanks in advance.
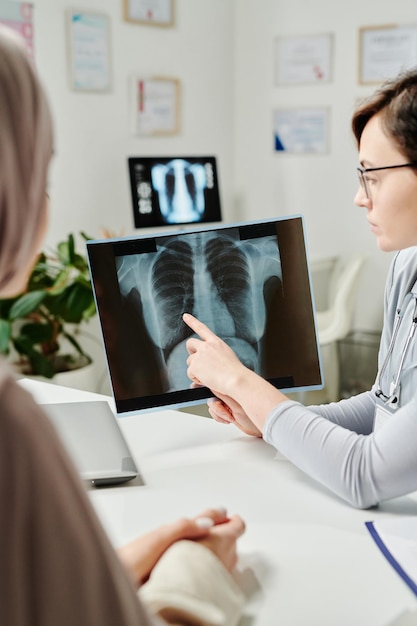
[151,159,208,224]
[116,228,283,393]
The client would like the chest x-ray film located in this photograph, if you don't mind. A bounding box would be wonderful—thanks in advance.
[87,216,322,414]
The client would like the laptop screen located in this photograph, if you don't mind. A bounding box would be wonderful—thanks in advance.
[87,216,322,415]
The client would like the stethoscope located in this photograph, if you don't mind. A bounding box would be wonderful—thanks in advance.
[375,275,417,409]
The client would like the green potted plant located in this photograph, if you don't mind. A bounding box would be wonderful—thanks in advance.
[0,232,97,379]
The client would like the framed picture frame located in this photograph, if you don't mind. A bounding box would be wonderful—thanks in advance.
[273,107,330,154]
[274,33,333,85]
[0,2,34,60]
[359,24,417,85]
[66,9,112,92]
[123,0,174,27]
[130,76,180,135]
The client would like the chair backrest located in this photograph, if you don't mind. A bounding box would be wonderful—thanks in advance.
[309,255,339,312]
[316,254,367,345]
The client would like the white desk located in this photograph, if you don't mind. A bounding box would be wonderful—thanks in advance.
[21,379,417,626]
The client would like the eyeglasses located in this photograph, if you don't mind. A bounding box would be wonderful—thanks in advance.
[357,162,417,199]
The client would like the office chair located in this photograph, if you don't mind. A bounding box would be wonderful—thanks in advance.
[290,254,367,405]
[309,255,339,312]
[315,254,367,403]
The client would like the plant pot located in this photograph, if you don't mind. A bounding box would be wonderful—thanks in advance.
[14,354,98,392]
[49,360,97,391]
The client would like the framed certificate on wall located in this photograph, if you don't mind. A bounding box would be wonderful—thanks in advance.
[123,0,174,27]
[273,107,330,154]
[66,10,112,92]
[130,76,180,135]
[359,24,417,84]
[274,33,333,85]
[0,2,34,60]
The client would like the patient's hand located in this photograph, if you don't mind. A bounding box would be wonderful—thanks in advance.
[118,508,244,586]
[197,513,245,571]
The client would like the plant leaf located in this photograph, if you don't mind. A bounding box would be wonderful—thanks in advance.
[0,319,11,353]
[0,230,96,370]
[9,291,46,320]
[20,321,54,344]
[0,298,16,318]
[68,233,75,263]
[57,234,75,266]
[27,350,55,378]
[63,331,86,356]
[47,283,94,323]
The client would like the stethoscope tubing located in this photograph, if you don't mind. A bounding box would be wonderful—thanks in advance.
[375,276,417,408]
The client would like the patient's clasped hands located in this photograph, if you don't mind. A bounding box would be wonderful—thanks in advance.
[118,507,245,587]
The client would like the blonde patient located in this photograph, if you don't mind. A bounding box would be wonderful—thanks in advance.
[0,25,245,626]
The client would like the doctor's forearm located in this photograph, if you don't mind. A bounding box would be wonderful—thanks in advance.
[227,368,289,431]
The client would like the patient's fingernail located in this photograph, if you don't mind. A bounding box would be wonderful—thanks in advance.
[215,507,227,516]
[195,517,215,529]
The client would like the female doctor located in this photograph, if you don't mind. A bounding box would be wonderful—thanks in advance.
[184,68,417,510]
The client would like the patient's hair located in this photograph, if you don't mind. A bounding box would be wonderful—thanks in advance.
[0,25,53,291]
[352,69,417,164]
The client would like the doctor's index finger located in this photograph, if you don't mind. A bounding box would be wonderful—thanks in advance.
[183,313,216,341]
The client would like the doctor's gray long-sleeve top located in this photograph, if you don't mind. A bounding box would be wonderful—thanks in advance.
[263,246,417,509]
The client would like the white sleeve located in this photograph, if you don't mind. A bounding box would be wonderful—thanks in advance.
[139,541,245,626]
[263,398,417,509]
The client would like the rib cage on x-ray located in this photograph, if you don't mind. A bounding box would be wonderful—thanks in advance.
[116,231,282,391]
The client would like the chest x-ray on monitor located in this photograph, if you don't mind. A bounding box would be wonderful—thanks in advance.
[128,156,222,228]
[87,217,322,415]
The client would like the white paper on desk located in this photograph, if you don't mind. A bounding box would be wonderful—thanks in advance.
[365,517,417,597]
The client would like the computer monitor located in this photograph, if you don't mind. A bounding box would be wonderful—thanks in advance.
[87,215,323,415]
[127,156,222,228]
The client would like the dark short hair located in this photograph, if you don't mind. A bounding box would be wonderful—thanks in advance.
[352,69,417,161]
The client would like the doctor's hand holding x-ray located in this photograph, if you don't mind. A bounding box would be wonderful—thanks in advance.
[184,312,279,438]
[184,68,417,510]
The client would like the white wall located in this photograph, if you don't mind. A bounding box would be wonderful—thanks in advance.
[29,0,235,391]
[32,0,235,241]
[233,0,417,331]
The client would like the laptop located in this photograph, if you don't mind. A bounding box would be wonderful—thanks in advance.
[42,400,140,486]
